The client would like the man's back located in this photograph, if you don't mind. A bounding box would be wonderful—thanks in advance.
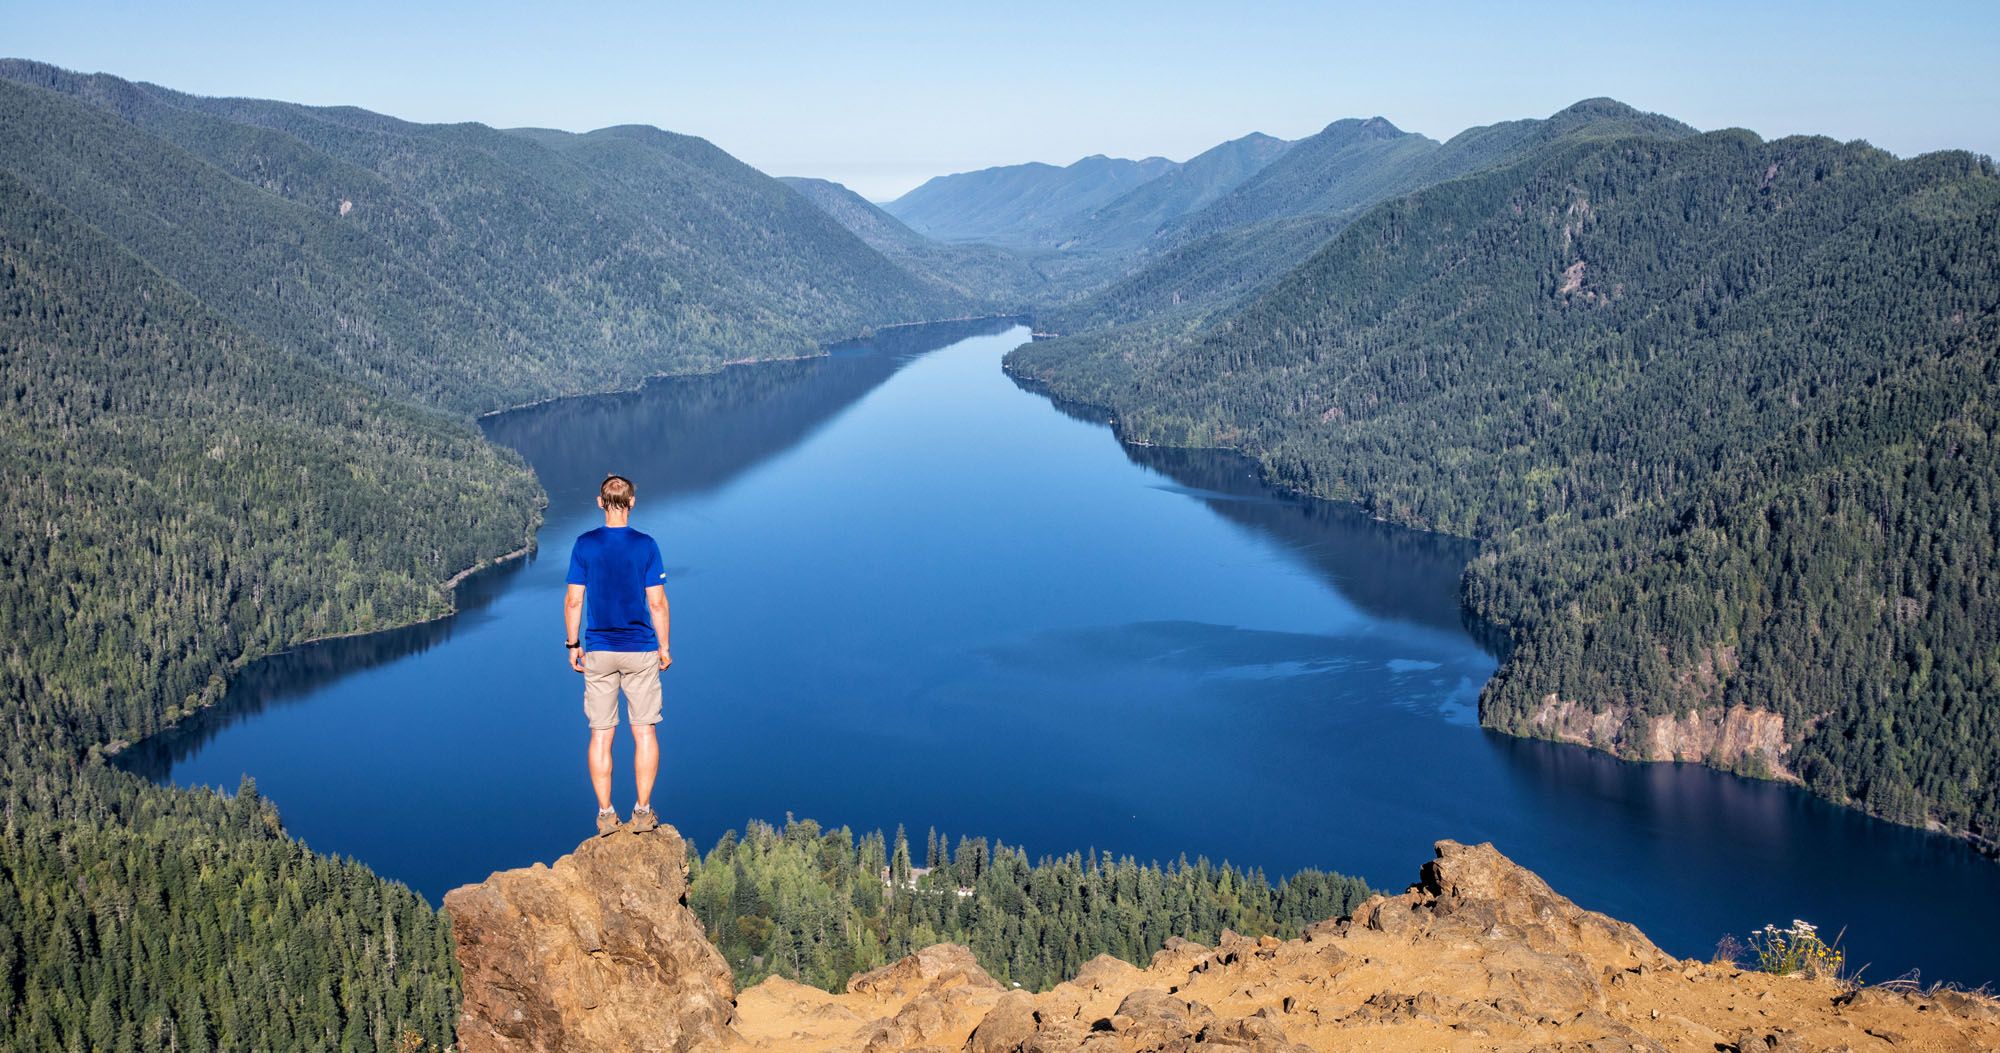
[567,525,667,652]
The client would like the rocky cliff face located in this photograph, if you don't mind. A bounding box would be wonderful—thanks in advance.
[1526,695,1798,780]
[449,830,2000,1052]
[442,825,734,1053]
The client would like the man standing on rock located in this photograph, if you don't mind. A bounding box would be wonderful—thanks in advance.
[564,474,672,836]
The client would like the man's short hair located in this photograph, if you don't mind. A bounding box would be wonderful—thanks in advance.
[600,474,635,511]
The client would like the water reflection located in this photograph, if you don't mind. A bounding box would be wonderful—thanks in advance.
[486,317,1024,509]
[115,556,529,780]
[1017,377,1494,645]
[1121,444,1482,641]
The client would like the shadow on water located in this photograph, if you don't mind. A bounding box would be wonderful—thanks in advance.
[483,316,1023,509]
[118,317,1021,782]
[115,557,530,782]
[1014,373,1500,649]
[1119,444,1485,644]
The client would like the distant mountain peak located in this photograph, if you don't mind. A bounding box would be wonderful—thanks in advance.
[1544,97,1698,139]
[1314,115,1412,142]
[1555,96,1642,118]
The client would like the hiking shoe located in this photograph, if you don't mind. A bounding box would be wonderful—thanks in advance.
[630,804,659,834]
[596,809,622,837]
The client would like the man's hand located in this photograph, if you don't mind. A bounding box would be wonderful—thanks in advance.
[658,647,673,670]
[569,646,585,673]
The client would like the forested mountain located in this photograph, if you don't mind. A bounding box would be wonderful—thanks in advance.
[0,166,536,1049]
[1155,117,1436,245]
[1042,100,1696,335]
[1011,124,2000,842]
[779,176,1053,305]
[882,152,1177,247]
[1025,132,1294,253]
[0,60,962,412]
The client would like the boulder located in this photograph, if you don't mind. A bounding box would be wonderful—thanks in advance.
[965,990,1039,1053]
[848,942,1004,999]
[443,825,734,1053]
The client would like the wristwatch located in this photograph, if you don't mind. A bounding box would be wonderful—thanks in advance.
[565,640,580,649]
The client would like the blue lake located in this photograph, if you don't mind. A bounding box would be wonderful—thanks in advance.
[124,320,2000,987]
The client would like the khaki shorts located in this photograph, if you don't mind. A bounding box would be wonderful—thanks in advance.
[582,650,664,730]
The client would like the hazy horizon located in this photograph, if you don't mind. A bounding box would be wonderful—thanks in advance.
[10,1,1998,201]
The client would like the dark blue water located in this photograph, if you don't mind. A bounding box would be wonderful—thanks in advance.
[123,320,2000,987]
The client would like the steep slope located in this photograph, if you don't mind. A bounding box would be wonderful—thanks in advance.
[1012,126,2000,840]
[1045,132,1294,253]
[1044,100,1695,334]
[782,175,936,250]
[0,167,530,1049]
[0,59,961,412]
[451,829,2000,1052]
[883,152,1177,246]
[1159,117,1438,244]
[781,175,1053,305]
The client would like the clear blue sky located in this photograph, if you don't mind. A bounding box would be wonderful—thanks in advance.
[9,0,1997,200]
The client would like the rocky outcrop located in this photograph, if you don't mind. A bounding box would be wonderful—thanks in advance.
[451,832,2000,1052]
[1527,695,1798,780]
[734,840,2000,1052]
[443,825,734,1053]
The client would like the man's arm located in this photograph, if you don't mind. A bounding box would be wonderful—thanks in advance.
[646,584,672,670]
[565,584,586,672]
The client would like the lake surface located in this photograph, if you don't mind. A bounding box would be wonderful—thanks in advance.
[125,319,2000,987]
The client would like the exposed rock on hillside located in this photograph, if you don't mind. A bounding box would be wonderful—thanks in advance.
[443,825,734,1053]
[1528,696,1797,781]
[451,832,2000,1052]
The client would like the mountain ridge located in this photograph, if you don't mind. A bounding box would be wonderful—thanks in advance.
[1051,131,1296,253]
[883,151,1180,247]
[779,175,1053,305]
[0,57,968,413]
[1038,98,1697,335]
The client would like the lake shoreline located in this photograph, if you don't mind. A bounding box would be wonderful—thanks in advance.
[1001,350,2000,866]
[473,313,1029,421]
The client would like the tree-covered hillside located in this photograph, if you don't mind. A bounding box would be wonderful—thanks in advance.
[1011,127,2000,842]
[687,817,1370,993]
[1025,132,1295,254]
[1156,117,1437,245]
[0,165,537,1048]
[779,176,1054,306]
[0,60,962,413]
[882,153,1177,247]
[1041,100,1696,336]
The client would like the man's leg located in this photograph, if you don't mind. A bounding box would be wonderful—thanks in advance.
[588,728,616,810]
[623,651,664,830]
[582,652,623,832]
[633,725,658,810]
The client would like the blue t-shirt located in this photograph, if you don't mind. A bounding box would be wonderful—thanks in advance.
[565,526,667,651]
